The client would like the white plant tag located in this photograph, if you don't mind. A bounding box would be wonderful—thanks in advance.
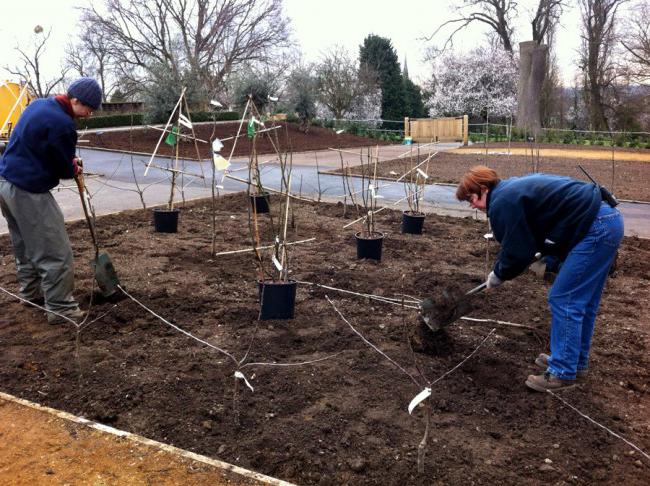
[483,232,494,240]
[416,168,429,179]
[369,184,376,199]
[271,254,283,271]
[210,99,223,108]
[212,138,224,153]
[408,387,431,414]
[234,371,254,392]
[178,113,193,129]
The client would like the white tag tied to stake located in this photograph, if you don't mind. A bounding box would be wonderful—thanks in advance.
[234,371,254,392]
[416,168,429,179]
[408,387,431,414]
[483,232,494,240]
[271,254,283,271]
[178,113,193,129]
[369,183,376,199]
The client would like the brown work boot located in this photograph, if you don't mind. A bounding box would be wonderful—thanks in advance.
[525,372,576,392]
[535,353,588,381]
[46,307,85,325]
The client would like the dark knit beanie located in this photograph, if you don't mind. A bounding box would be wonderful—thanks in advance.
[67,77,102,110]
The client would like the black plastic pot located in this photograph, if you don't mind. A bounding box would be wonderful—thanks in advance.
[250,192,270,214]
[257,279,297,320]
[153,208,180,233]
[355,231,385,261]
[401,211,426,234]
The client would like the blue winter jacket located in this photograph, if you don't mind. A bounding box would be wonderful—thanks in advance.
[487,173,601,281]
[0,97,77,193]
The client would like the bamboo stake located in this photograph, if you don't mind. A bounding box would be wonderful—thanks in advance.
[145,87,187,176]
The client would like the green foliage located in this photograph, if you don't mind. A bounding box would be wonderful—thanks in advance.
[234,72,277,114]
[403,77,426,118]
[359,34,405,121]
[140,63,208,124]
[287,68,318,131]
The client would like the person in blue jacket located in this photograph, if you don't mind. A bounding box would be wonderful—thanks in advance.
[0,77,102,324]
[456,165,624,392]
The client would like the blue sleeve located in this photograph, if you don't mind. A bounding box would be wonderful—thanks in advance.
[490,201,538,280]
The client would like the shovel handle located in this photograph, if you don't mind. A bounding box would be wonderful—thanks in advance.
[466,282,487,296]
[74,174,99,253]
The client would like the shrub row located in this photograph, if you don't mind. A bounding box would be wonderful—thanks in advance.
[469,129,650,149]
[77,111,240,130]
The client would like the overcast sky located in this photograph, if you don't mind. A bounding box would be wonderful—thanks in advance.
[1,0,596,87]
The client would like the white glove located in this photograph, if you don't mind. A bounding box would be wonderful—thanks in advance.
[486,271,503,289]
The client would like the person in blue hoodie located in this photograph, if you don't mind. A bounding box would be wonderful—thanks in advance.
[456,165,623,392]
[0,77,102,324]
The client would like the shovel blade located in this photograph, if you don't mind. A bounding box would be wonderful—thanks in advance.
[91,253,120,297]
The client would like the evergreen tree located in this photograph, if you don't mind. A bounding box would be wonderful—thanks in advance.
[359,35,405,122]
[402,59,426,118]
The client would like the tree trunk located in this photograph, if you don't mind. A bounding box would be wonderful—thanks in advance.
[517,41,549,136]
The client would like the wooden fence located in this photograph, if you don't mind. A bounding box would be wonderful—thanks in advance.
[404,115,468,145]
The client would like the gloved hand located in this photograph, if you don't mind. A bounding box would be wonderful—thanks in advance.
[73,157,83,176]
[486,271,502,289]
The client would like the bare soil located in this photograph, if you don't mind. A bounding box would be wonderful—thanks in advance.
[339,144,650,201]
[83,122,390,159]
[1,193,649,485]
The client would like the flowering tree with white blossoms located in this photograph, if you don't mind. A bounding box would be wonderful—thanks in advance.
[426,46,518,119]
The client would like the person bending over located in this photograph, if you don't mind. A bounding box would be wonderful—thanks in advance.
[456,165,623,392]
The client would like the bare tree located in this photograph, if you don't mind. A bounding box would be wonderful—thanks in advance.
[425,0,517,55]
[315,46,377,119]
[80,0,291,100]
[66,18,116,101]
[621,0,650,82]
[425,1,564,133]
[579,0,629,131]
[4,27,68,97]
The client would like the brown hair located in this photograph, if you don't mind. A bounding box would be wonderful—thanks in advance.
[455,165,500,201]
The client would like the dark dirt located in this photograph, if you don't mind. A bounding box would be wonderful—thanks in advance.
[0,193,649,485]
[83,122,390,159]
[338,145,650,202]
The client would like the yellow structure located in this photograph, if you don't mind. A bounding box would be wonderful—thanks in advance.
[1,81,32,138]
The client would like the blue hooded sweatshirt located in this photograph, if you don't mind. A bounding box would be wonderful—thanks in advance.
[0,97,77,193]
[488,173,602,281]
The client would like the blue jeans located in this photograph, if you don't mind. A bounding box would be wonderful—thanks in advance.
[546,203,624,379]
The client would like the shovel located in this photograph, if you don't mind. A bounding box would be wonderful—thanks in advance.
[420,282,487,332]
[74,169,120,297]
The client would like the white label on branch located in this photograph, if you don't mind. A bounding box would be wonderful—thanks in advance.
[483,232,494,240]
[212,138,224,153]
[416,168,429,179]
[408,387,431,414]
[234,371,254,392]
[178,113,193,129]
[210,99,223,108]
[272,254,283,271]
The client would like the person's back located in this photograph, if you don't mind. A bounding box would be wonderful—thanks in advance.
[0,97,77,193]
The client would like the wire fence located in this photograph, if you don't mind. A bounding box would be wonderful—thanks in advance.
[468,122,650,148]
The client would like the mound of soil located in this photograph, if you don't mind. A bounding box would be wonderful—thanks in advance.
[0,194,648,484]
[338,150,650,201]
[83,122,390,159]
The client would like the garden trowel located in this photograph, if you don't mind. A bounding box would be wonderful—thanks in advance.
[419,282,487,332]
[74,169,120,297]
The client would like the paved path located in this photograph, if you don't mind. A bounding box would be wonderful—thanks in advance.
[0,143,648,238]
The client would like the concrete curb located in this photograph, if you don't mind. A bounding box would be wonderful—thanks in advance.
[0,391,295,486]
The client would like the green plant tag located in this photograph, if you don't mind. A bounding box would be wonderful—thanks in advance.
[165,126,178,146]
